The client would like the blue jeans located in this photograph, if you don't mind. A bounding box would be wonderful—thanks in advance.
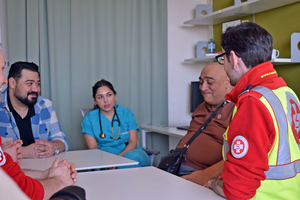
[178,164,198,176]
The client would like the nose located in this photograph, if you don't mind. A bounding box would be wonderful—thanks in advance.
[1,73,7,86]
[103,96,108,103]
[199,82,208,92]
[31,83,40,92]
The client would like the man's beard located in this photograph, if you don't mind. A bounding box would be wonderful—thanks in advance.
[14,86,38,107]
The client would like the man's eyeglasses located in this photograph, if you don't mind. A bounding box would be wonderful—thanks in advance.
[215,52,226,65]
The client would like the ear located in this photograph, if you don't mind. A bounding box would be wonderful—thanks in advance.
[229,50,240,69]
[225,76,230,86]
[224,76,234,92]
[8,77,16,89]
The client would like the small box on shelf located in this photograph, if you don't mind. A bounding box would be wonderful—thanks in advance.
[195,4,212,18]
[291,32,300,63]
[196,41,208,58]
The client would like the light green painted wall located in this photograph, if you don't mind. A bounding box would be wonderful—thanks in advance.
[213,1,300,97]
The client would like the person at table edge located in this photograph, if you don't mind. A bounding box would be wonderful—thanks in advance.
[81,79,150,168]
[0,61,68,158]
[176,62,234,185]
[0,49,77,200]
[206,22,300,200]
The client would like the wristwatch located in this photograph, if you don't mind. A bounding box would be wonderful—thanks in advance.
[53,143,60,155]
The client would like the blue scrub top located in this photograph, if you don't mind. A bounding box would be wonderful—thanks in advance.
[81,105,139,155]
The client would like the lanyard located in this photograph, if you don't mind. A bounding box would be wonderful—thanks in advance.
[99,107,121,140]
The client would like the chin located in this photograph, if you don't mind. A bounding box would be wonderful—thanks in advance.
[203,96,211,103]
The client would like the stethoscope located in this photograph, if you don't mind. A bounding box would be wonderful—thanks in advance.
[99,107,121,140]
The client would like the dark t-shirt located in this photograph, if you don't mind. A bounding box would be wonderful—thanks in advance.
[177,101,234,170]
[7,94,35,146]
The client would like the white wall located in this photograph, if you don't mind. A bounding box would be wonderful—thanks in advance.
[168,0,211,126]
[0,0,9,80]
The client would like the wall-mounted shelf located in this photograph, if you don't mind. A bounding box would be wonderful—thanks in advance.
[184,55,217,63]
[184,0,300,25]
[184,56,300,66]
[271,58,300,65]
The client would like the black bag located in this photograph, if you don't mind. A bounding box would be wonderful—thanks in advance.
[157,147,187,175]
[157,101,226,176]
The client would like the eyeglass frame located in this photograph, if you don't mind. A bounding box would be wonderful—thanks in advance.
[215,51,241,65]
[215,52,226,65]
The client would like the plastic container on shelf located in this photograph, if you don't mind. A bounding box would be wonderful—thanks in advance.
[207,38,216,53]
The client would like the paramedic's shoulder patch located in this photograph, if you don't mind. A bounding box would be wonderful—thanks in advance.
[231,135,249,158]
[0,147,6,166]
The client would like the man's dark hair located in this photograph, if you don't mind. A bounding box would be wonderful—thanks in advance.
[221,22,273,69]
[8,62,40,84]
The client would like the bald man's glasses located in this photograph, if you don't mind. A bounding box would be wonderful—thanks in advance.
[215,52,226,65]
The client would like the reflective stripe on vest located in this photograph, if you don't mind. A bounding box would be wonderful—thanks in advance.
[252,86,290,165]
[252,86,300,180]
[223,86,300,180]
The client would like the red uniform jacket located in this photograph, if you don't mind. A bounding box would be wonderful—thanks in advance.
[223,61,287,199]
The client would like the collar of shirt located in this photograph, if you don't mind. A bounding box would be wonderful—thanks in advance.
[225,61,283,103]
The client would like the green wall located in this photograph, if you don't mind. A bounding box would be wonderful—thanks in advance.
[213,1,300,97]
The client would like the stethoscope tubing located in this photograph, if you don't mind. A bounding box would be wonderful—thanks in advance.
[98,106,121,139]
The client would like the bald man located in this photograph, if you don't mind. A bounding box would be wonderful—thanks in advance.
[176,62,234,185]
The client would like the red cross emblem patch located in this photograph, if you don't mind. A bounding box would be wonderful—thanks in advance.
[290,99,300,144]
[231,136,249,158]
[0,147,6,166]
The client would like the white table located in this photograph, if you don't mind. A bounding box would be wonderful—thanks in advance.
[75,166,223,200]
[19,149,138,171]
[141,125,187,150]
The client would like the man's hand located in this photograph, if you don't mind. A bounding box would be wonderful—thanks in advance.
[181,170,211,186]
[2,140,23,162]
[39,158,77,200]
[67,162,77,184]
[21,139,64,158]
[48,157,74,186]
[34,139,56,158]
[181,160,225,186]
[21,143,40,158]
[205,175,226,198]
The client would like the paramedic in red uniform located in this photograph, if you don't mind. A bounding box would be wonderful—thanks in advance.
[206,22,300,200]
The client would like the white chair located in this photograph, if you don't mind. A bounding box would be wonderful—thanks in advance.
[80,109,92,117]
[80,109,160,165]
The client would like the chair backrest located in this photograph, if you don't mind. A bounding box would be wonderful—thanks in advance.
[80,109,92,117]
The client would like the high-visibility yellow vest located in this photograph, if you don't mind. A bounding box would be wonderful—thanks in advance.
[223,86,300,200]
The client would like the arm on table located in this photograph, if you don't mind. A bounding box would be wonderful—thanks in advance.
[205,175,226,198]
[35,139,65,158]
[23,158,77,182]
[181,160,224,186]
[39,158,76,200]
[21,139,65,158]
[2,140,23,163]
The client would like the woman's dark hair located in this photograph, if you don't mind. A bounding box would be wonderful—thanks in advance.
[221,22,273,69]
[92,79,117,109]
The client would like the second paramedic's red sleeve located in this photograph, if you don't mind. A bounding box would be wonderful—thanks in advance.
[1,152,44,200]
[223,96,275,200]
